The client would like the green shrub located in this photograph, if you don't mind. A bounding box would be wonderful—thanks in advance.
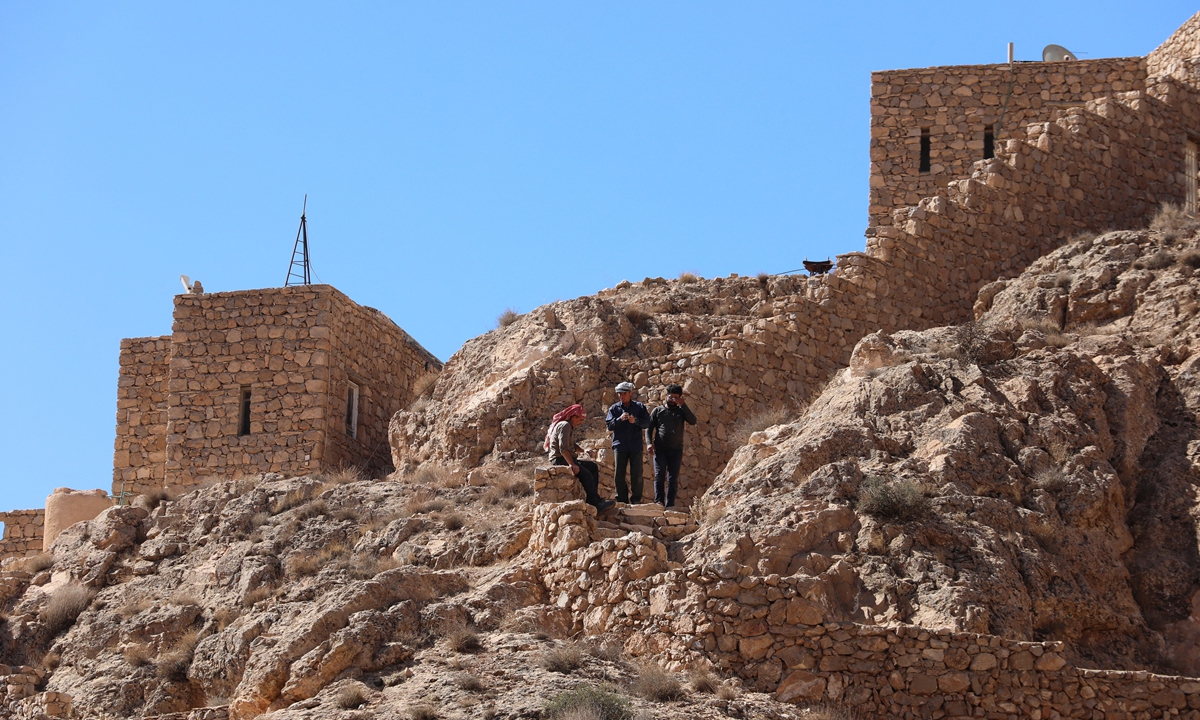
[856,478,929,522]
[544,686,631,720]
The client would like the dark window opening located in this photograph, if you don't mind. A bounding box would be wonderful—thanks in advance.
[346,382,359,439]
[919,129,931,173]
[983,125,995,159]
[238,386,252,436]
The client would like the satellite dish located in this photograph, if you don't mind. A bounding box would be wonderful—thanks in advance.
[1042,44,1077,62]
[180,274,192,293]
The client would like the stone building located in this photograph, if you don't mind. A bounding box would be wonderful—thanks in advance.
[113,284,440,496]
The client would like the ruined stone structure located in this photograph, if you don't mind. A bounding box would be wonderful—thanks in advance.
[0,510,45,560]
[113,284,440,496]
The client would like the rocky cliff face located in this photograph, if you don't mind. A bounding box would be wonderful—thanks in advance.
[692,227,1200,676]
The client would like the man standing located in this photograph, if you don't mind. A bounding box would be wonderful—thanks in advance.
[605,381,651,504]
[646,383,698,508]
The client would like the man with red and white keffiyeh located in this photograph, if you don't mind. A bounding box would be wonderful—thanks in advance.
[545,404,615,513]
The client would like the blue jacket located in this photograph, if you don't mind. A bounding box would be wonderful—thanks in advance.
[606,400,651,452]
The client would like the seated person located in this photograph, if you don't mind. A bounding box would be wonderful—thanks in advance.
[544,404,615,513]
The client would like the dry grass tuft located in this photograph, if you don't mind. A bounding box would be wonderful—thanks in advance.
[242,583,278,607]
[678,271,699,283]
[541,643,585,673]
[41,583,94,637]
[497,308,521,328]
[167,591,201,607]
[482,473,532,505]
[118,598,152,620]
[623,304,653,330]
[123,642,154,668]
[1181,251,1200,270]
[156,630,199,682]
[294,499,329,521]
[269,484,322,515]
[19,553,54,574]
[286,542,350,577]
[336,683,371,709]
[716,683,740,701]
[134,487,172,512]
[544,686,631,720]
[446,625,482,653]
[630,663,683,702]
[756,272,771,289]
[857,478,930,522]
[213,607,241,630]
[346,554,402,579]
[1144,250,1177,270]
[409,705,439,720]
[728,405,790,446]
[803,704,860,720]
[686,668,720,694]
[324,465,367,485]
[455,673,485,692]
[1150,202,1200,236]
[1019,317,1071,348]
[1032,467,1068,492]
[404,488,449,516]
[690,495,728,526]
[440,512,465,531]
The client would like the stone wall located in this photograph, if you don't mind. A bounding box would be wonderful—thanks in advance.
[0,510,45,559]
[869,57,1146,229]
[1148,12,1200,82]
[322,297,440,477]
[113,284,439,494]
[112,336,170,493]
[532,500,1200,718]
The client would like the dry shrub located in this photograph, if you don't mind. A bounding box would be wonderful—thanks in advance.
[497,308,521,328]
[409,706,439,720]
[41,583,94,637]
[134,487,171,512]
[324,465,367,485]
[286,542,349,577]
[686,668,719,694]
[336,682,371,709]
[168,591,201,607]
[483,473,532,505]
[624,304,653,330]
[728,405,789,446]
[1150,202,1200,236]
[19,553,54,574]
[440,513,465,531]
[1032,467,1068,492]
[1068,231,1097,246]
[1144,250,1177,270]
[294,499,329,521]
[631,663,683,702]
[455,673,485,692]
[690,495,727,526]
[214,607,241,630]
[803,704,860,720]
[118,598,152,620]
[123,642,154,668]
[242,584,277,607]
[678,272,699,283]
[156,630,199,682]
[410,464,454,487]
[716,684,740,701]
[544,686,631,720]
[269,484,321,515]
[586,640,625,663]
[856,478,929,522]
[332,507,359,523]
[347,554,401,579]
[1019,317,1071,348]
[756,272,771,288]
[404,487,449,516]
[1181,251,1200,269]
[412,372,438,400]
[446,625,482,653]
[541,643,585,673]
[1054,271,1073,288]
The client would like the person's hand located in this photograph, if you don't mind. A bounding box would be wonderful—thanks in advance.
[625,413,636,423]
[570,463,579,475]
[646,446,655,456]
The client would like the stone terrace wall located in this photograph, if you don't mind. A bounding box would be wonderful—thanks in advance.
[322,295,441,477]
[0,510,45,560]
[163,286,333,489]
[112,336,171,495]
[869,58,1146,230]
[1148,11,1200,82]
[532,501,1200,719]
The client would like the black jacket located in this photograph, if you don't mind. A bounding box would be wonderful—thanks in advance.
[606,401,651,451]
[646,403,697,450]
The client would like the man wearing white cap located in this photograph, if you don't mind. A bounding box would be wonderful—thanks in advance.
[605,381,651,504]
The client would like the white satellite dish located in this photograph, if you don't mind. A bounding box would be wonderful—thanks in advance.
[180,274,192,293]
[1043,44,1077,62]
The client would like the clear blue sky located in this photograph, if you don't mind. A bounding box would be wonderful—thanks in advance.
[1,2,1194,514]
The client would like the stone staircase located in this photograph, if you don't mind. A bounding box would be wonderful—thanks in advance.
[534,465,699,542]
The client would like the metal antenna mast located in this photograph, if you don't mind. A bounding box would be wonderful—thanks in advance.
[285,195,312,286]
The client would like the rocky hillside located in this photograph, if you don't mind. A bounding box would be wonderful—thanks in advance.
[691,224,1200,676]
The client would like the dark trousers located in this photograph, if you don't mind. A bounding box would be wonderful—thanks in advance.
[553,457,603,507]
[614,450,643,504]
[652,446,684,507]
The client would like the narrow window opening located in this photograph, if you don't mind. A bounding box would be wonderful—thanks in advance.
[345,382,359,439]
[1187,139,1198,216]
[983,125,995,159]
[919,129,931,173]
[238,386,252,436]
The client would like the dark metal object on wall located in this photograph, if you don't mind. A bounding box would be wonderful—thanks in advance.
[285,195,312,287]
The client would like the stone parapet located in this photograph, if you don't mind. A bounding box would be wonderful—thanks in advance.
[0,510,45,562]
[533,465,585,504]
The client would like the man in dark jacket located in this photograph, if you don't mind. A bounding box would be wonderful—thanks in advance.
[646,383,698,507]
[605,381,651,504]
